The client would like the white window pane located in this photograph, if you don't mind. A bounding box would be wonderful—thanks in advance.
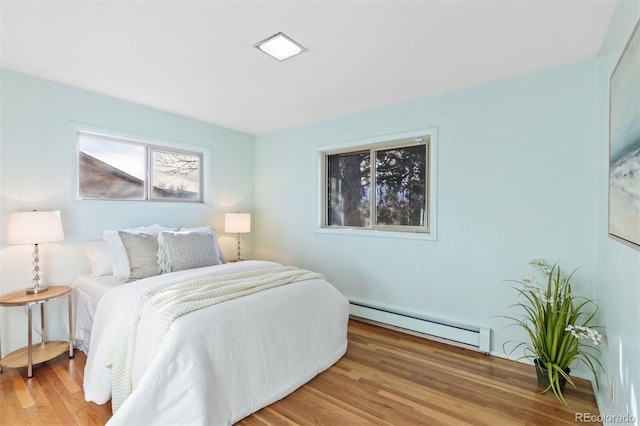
[152,150,201,200]
[78,133,146,200]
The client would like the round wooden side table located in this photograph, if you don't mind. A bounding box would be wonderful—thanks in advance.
[0,285,74,378]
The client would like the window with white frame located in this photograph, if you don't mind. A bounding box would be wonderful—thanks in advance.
[77,131,203,202]
[320,129,436,236]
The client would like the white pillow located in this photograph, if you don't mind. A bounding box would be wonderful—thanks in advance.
[179,226,210,232]
[103,224,172,280]
[83,240,113,276]
[157,230,224,273]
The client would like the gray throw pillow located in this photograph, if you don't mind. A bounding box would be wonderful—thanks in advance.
[157,231,223,273]
[118,231,161,282]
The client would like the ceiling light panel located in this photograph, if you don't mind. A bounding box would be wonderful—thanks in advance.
[254,32,307,61]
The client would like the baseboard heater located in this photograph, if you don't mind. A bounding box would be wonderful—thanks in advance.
[349,300,491,354]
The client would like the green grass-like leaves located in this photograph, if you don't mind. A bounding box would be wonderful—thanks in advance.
[503,261,603,408]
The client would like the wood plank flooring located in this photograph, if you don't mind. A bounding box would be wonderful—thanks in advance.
[1,319,600,425]
[0,349,111,425]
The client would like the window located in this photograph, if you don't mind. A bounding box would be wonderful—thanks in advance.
[320,129,436,237]
[77,131,203,202]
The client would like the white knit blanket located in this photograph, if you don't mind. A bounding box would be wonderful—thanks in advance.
[108,266,323,412]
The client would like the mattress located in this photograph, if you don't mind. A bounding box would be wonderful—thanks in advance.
[68,274,121,353]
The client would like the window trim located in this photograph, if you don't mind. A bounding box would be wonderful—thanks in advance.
[316,127,437,240]
[73,123,207,203]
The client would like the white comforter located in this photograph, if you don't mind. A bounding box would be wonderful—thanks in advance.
[84,261,349,425]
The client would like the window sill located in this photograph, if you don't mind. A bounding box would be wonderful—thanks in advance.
[314,227,436,241]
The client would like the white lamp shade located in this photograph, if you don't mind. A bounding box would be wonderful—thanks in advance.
[7,211,64,245]
[225,213,251,234]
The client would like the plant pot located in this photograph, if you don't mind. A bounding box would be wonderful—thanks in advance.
[534,359,570,393]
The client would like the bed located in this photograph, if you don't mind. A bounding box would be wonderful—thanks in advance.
[73,227,349,425]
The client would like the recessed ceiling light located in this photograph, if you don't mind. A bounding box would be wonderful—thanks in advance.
[254,32,307,61]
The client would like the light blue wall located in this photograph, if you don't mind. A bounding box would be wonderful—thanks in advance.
[0,69,255,351]
[255,61,601,365]
[596,1,640,423]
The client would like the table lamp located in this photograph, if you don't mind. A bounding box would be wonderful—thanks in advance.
[225,213,251,262]
[7,210,64,294]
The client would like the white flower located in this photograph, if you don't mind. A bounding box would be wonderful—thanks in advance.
[522,275,548,304]
[529,258,551,276]
[565,325,603,347]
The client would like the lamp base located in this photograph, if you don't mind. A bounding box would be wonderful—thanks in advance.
[26,285,48,295]
[235,233,244,263]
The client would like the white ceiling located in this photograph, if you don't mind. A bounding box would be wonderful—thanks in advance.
[1,1,615,135]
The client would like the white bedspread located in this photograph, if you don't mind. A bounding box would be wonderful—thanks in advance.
[84,260,349,425]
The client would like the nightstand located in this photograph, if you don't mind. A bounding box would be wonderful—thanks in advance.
[0,286,73,378]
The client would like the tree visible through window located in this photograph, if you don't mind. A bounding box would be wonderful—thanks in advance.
[325,136,430,233]
[375,145,426,227]
[152,150,202,199]
[78,132,203,202]
[327,151,370,227]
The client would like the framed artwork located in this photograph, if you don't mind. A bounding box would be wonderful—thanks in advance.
[609,18,640,250]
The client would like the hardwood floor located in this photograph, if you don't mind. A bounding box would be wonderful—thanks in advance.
[1,319,600,425]
[0,348,111,425]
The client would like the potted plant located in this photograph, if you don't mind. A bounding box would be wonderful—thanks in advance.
[504,259,604,407]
